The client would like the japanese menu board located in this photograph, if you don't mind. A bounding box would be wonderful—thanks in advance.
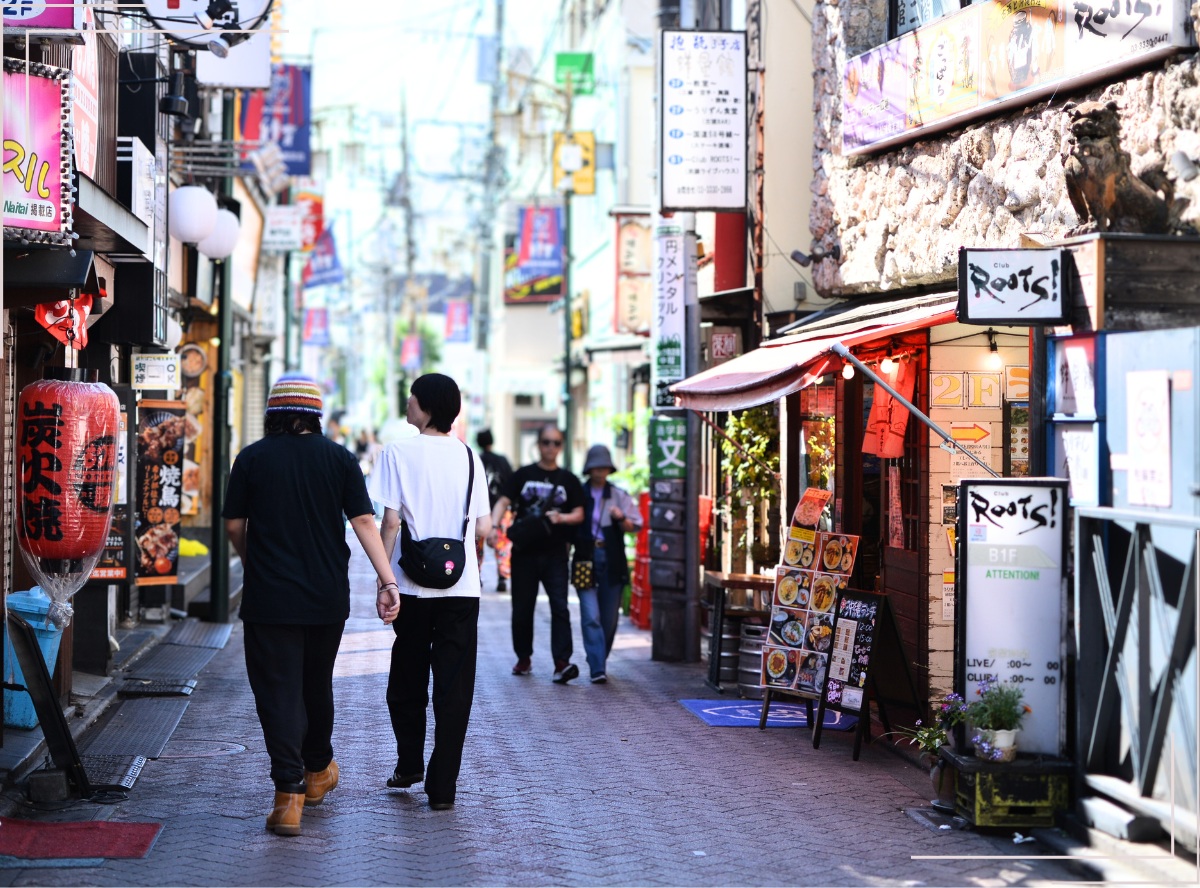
[135,400,187,585]
[763,488,860,700]
[958,478,1067,755]
[822,591,882,713]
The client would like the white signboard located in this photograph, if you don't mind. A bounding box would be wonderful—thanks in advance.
[652,218,688,408]
[660,29,747,212]
[949,422,995,481]
[1126,369,1172,507]
[962,479,1067,756]
[958,248,1068,325]
[1058,423,1099,505]
[132,353,181,391]
[261,205,304,252]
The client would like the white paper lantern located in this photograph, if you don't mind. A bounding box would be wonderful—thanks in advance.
[196,209,240,260]
[165,317,183,351]
[168,186,218,244]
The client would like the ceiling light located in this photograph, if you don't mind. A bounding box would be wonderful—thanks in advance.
[987,331,1003,370]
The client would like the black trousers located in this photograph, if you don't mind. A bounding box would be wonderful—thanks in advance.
[243,620,345,792]
[510,548,572,664]
[387,595,479,804]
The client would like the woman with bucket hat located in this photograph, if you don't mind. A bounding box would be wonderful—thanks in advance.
[578,444,642,683]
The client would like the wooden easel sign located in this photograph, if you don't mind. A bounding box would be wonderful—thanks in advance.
[759,487,861,729]
[813,589,924,760]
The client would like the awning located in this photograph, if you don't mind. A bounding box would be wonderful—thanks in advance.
[671,292,957,411]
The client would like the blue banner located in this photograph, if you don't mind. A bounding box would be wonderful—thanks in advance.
[238,64,312,177]
[303,229,344,288]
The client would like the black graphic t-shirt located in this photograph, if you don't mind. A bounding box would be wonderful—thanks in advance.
[502,464,585,556]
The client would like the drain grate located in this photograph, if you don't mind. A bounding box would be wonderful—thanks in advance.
[78,698,189,759]
[165,619,232,650]
[122,644,217,680]
[118,679,197,697]
[79,754,147,790]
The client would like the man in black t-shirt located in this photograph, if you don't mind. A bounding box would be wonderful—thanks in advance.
[223,375,400,838]
[488,424,584,683]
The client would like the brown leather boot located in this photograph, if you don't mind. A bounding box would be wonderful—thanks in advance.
[304,760,339,807]
[265,791,304,836]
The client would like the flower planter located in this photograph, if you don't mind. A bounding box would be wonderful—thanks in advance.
[973,728,1018,763]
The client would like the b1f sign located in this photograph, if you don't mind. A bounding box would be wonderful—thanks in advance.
[957,247,1070,325]
[660,30,747,212]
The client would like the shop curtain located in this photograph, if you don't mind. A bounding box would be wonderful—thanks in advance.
[862,359,916,459]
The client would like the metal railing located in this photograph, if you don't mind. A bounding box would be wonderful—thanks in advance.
[1075,506,1199,851]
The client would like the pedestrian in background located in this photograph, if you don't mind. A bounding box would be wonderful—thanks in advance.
[477,428,513,592]
[578,445,641,683]
[224,374,400,838]
[488,424,584,683]
[372,374,491,810]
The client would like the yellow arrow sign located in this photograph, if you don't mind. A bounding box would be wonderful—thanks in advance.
[950,423,990,443]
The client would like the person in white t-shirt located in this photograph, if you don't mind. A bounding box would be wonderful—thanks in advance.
[369,373,492,811]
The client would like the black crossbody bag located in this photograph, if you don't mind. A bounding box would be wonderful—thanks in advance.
[398,442,475,590]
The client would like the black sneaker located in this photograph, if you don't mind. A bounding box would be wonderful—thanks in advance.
[387,766,424,788]
[553,663,580,684]
[590,673,607,684]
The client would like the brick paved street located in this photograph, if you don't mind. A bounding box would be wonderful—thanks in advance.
[0,537,1082,886]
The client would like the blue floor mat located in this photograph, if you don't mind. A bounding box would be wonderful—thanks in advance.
[679,698,858,730]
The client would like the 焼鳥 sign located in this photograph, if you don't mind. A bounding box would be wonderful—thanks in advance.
[957,478,1068,756]
[659,29,747,212]
[957,247,1070,325]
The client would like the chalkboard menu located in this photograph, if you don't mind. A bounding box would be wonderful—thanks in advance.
[762,488,860,701]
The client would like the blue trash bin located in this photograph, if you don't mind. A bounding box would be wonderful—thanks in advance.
[4,588,63,730]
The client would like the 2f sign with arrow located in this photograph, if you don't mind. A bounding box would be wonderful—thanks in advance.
[950,422,995,480]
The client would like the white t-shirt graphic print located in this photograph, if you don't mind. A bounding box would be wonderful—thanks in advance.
[369,436,491,598]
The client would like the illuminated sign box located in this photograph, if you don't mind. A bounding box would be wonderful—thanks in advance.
[842,0,1195,155]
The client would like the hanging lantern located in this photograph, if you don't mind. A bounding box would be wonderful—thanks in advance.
[15,369,120,628]
[168,185,218,244]
[196,209,241,260]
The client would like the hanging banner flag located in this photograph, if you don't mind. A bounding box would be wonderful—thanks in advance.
[293,178,324,252]
[4,60,73,243]
[303,229,344,288]
[237,64,312,176]
[445,300,471,343]
[400,335,423,371]
[35,295,93,350]
[302,308,330,345]
[504,206,563,304]
[71,4,99,180]
[615,214,652,334]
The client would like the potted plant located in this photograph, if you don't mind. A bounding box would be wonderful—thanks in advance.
[966,681,1030,763]
[884,693,970,805]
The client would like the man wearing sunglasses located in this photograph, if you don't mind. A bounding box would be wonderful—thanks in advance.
[488,425,584,683]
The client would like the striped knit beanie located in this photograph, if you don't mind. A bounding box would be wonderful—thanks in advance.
[266,374,323,415]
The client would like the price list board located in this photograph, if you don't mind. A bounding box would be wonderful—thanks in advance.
[956,479,1068,756]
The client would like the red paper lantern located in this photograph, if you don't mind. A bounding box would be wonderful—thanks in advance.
[15,373,119,564]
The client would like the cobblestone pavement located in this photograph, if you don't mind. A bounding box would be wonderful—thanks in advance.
[1,538,1082,887]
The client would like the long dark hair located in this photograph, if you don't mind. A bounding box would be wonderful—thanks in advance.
[265,411,322,435]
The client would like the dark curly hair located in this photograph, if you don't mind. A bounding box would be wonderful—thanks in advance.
[265,411,323,435]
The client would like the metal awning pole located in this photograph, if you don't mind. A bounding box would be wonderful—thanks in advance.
[829,342,1000,479]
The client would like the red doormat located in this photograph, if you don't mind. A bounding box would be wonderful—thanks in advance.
[0,820,162,859]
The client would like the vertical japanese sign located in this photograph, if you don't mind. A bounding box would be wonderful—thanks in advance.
[649,415,687,479]
[504,206,564,304]
[660,29,747,211]
[1125,369,1171,507]
[400,336,423,371]
[71,4,99,180]
[293,179,324,252]
[615,215,652,334]
[237,64,312,176]
[959,479,1067,755]
[906,7,980,128]
[652,219,686,408]
[4,62,71,239]
[135,402,187,585]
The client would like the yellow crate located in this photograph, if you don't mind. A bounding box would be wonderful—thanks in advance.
[955,769,1070,828]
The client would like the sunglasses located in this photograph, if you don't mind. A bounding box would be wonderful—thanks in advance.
[539,438,563,447]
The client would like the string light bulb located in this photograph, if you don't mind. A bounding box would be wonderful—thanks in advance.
[880,353,895,374]
[842,362,855,380]
[986,329,1003,370]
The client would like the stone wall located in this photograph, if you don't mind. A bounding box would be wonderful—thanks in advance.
[810,2,1200,298]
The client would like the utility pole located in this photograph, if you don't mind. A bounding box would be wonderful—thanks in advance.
[561,73,575,471]
[476,0,504,359]
[209,92,235,624]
